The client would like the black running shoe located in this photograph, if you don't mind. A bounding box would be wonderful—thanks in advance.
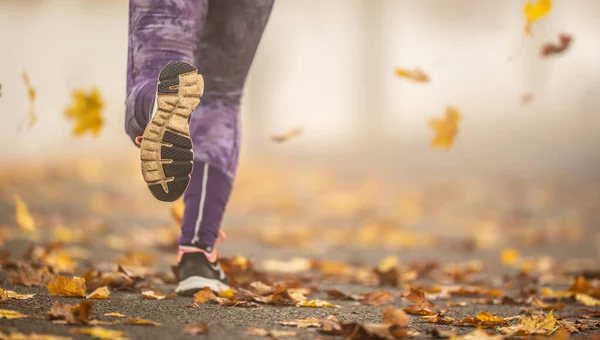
[175,250,230,296]
[139,61,203,202]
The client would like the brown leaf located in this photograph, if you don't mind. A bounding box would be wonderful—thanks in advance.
[422,313,455,325]
[46,300,94,325]
[457,312,508,328]
[280,318,322,328]
[360,290,394,306]
[184,322,209,335]
[381,305,410,327]
[47,276,86,297]
[246,328,297,337]
[569,275,591,294]
[270,128,303,143]
[403,288,426,304]
[0,288,35,301]
[324,289,362,301]
[541,33,573,57]
[404,304,437,316]
[194,287,218,304]
[125,318,162,326]
[532,297,565,310]
[249,281,276,295]
[86,286,110,299]
[8,264,53,287]
[430,327,458,338]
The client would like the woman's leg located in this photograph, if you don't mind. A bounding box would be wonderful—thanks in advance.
[179,0,274,251]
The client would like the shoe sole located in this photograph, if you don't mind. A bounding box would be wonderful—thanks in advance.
[175,276,231,296]
[140,61,204,202]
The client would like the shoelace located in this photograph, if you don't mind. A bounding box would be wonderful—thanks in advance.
[178,230,227,263]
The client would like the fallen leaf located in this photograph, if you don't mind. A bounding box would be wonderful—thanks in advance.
[89,320,119,326]
[500,248,520,265]
[270,128,302,143]
[194,287,218,304]
[523,0,552,35]
[458,312,508,328]
[454,329,503,339]
[22,71,36,128]
[541,33,573,57]
[360,290,394,306]
[430,327,458,338]
[46,300,94,325]
[297,299,340,308]
[141,288,174,300]
[404,288,426,304]
[70,327,129,340]
[404,304,437,316]
[422,313,454,325]
[576,293,600,307]
[0,309,28,319]
[64,88,105,137]
[381,305,410,327]
[246,328,297,338]
[249,281,276,296]
[0,287,35,301]
[184,322,209,335]
[280,318,322,328]
[103,312,126,318]
[569,275,591,294]
[579,308,600,317]
[0,332,71,340]
[14,194,35,231]
[125,318,161,326]
[86,286,110,299]
[394,67,430,83]
[428,106,462,150]
[499,311,558,336]
[47,276,86,297]
[532,297,565,311]
[218,289,236,298]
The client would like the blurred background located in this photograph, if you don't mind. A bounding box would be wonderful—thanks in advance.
[0,0,599,262]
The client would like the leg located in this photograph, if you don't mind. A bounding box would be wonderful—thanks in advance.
[124,0,208,143]
[179,0,274,251]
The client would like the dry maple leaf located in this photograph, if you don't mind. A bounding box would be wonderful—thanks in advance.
[428,106,462,150]
[394,67,430,83]
[86,286,110,299]
[141,288,175,300]
[360,290,394,306]
[523,0,552,35]
[499,311,558,336]
[458,312,508,328]
[64,88,105,137]
[125,318,162,326]
[297,299,340,308]
[46,300,94,325]
[22,71,36,129]
[576,293,600,307]
[184,322,209,335]
[14,194,35,231]
[270,128,303,143]
[541,34,573,57]
[70,327,129,340]
[47,276,86,297]
[194,287,218,304]
[104,312,126,318]
[0,309,28,319]
[0,288,35,301]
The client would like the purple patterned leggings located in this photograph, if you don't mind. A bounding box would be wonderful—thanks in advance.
[125,0,274,251]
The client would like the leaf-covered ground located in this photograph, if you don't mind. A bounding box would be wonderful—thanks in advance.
[0,156,599,340]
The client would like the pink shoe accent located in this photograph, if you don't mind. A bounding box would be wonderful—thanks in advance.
[177,230,227,263]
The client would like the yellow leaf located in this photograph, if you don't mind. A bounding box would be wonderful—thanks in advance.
[500,311,558,336]
[170,199,184,224]
[0,287,35,300]
[377,255,399,272]
[103,313,126,318]
[395,67,430,83]
[523,0,552,35]
[14,194,35,231]
[46,276,86,297]
[193,287,217,304]
[125,318,162,326]
[141,288,174,300]
[428,106,462,150]
[500,248,520,265]
[218,289,236,298]
[270,128,303,143]
[297,299,340,308]
[0,309,28,319]
[22,71,36,129]
[86,286,110,299]
[576,293,600,307]
[0,331,71,340]
[70,327,129,340]
[64,88,105,137]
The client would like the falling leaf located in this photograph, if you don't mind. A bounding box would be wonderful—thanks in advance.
[458,312,508,328]
[0,309,28,319]
[500,311,558,335]
[381,305,410,327]
[141,288,175,300]
[428,106,462,150]
[246,328,296,338]
[86,286,110,299]
[22,71,36,128]
[360,290,394,306]
[270,128,303,143]
[194,287,218,304]
[0,288,35,301]
[64,88,105,137]
[500,248,520,265]
[46,300,94,325]
[184,322,209,335]
[14,194,35,231]
[103,312,126,318]
[125,318,161,326]
[523,0,552,35]
[394,67,430,83]
[47,276,86,297]
[297,299,340,308]
[70,327,129,340]
[541,34,573,57]
[576,293,600,307]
